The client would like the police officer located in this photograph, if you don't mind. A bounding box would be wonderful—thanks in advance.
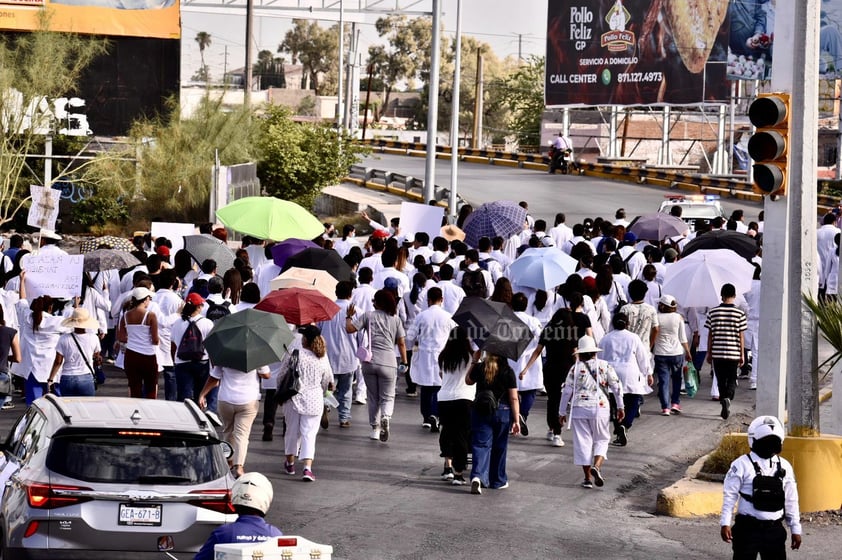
[194,472,283,560]
[720,415,803,559]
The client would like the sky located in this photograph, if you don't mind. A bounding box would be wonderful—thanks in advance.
[181,0,549,82]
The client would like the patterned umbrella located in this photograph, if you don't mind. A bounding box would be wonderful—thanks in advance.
[183,234,235,274]
[282,248,353,282]
[269,267,338,299]
[270,239,319,268]
[628,213,689,240]
[83,249,141,272]
[461,201,527,248]
[79,235,135,254]
[255,287,341,325]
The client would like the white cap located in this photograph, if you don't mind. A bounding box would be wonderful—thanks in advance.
[658,294,678,308]
[41,230,62,241]
[131,287,154,301]
[231,472,273,514]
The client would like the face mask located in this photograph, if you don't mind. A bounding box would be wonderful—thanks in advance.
[752,435,782,459]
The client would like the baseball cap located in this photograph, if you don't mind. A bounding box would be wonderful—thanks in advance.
[131,287,154,301]
[383,277,400,291]
[371,229,390,239]
[156,245,170,257]
[658,294,678,308]
[623,232,638,244]
[186,292,205,306]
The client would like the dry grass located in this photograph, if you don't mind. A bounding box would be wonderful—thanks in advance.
[701,434,750,475]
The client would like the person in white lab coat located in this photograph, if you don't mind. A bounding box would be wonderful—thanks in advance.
[510,293,544,436]
[817,213,840,299]
[405,288,456,432]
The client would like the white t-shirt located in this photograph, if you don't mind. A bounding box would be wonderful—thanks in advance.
[55,332,100,376]
[653,312,688,357]
[170,315,215,363]
[210,364,268,405]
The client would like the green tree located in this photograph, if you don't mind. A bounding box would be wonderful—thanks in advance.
[256,105,367,208]
[499,55,545,147]
[254,50,286,89]
[279,20,338,95]
[0,16,108,227]
[195,31,212,81]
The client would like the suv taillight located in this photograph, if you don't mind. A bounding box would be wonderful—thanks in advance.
[187,489,234,514]
[26,482,93,509]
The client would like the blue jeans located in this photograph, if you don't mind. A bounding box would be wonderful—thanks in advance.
[59,374,95,397]
[334,372,353,422]
[25,373,50,405]
[419,385,440,421]
[470,404,512,489]
[654,354,684,409]
[175,361,217,412]
[620,394,643,429]
[162,366,176,401]
[519,389,537,419]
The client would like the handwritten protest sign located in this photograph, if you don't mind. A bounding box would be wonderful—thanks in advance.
[399,202,444,243]
[27,185,61,230]
[22,253,84,300]
[151,222,196,256]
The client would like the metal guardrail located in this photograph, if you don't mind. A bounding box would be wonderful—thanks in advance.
[345,164,469,210]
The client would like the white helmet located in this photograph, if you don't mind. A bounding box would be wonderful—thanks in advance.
[747,415,785,447]
[231,472,274,515]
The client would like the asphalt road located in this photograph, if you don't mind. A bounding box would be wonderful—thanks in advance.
[360,153,764,226]
[3,368,838,560]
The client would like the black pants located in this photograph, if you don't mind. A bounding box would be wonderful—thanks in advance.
[404,351,416,394]
[438,399,472,473]
[544,365,566,435]
[263,388,279,427]
[732,515,787,560]
[713,358,740,400]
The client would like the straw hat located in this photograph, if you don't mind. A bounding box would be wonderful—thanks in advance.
[440,224,466,242]
[573,335,602,354]
[61,308,100,330]
[40,229,62,241]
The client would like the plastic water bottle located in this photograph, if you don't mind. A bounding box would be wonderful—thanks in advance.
[324,390,340,409]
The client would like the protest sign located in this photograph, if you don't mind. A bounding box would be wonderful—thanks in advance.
[22,253,84,300]
[399,202,444,243]
[151,222,196,256]
[27,186,61,230]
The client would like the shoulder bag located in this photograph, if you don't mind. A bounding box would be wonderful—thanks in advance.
[70,333,98,388]
[275,349,301,405]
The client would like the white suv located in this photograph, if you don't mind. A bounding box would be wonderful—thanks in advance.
[658,195,726,231]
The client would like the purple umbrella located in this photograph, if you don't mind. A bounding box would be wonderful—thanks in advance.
[271,239,319,268]
[461,201,528,248]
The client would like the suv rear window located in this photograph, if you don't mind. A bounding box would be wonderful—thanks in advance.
[46,430,229,484]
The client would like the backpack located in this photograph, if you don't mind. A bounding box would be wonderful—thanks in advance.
[478,258,495,271]
[613,281,628,315]
[474,389,499,417]
[739,455,787,512]
[176,320,205,361]
[206,300,231,322]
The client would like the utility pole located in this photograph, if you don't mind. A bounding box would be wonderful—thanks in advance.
[223,46,229,84]
[423,0,442,204]
[337,0,345,131]
[472,49,483,149]
[449,0,463,222]
[244,0,253,105]
[518,33,523,63]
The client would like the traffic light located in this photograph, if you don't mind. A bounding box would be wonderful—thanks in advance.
[747,93,791,196]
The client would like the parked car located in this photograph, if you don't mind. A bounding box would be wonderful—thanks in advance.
[658,194,726,231]
[0,395,236,559]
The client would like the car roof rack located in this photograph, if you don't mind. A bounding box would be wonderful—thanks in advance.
[183,398,209,431]
[44,394,72,424]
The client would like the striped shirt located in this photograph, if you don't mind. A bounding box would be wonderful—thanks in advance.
[705,303,747,361]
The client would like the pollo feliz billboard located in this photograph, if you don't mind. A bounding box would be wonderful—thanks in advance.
[0,0,180,39]
[546,0,730,106]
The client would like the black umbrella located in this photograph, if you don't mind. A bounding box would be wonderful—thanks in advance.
[453,297,533,360]
[282,248,353,282]
[681,230,758,261]
[183,234,236,274]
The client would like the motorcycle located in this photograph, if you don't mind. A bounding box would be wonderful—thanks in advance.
[548,146,579,175]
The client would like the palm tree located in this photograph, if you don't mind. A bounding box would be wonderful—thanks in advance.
[195,31,212,72]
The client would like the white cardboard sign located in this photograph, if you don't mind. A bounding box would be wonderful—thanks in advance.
[23,253,84,300]
[151,222,196,257]
[26,185,61,230]
[398,202,444,243]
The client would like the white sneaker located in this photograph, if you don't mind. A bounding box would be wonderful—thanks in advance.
[546,430,554,441]
[750,382,757,390]
[470,477,482,495]
[551,434,565,447]
[369,428,380,440]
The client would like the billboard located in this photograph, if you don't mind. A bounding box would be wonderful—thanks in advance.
[0,1,180,39]
[728,0,842,80]
[546,0,730,106]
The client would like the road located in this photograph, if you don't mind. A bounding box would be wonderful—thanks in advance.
[2,366,836,559]
[361,153,764,226]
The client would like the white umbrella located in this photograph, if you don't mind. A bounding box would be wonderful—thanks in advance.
[269,267,337,299]
[662,249,755,308]
[508,247,578,291]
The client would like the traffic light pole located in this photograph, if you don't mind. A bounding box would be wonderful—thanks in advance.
[755,0,821,434]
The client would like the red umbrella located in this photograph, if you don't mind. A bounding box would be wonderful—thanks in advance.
[254,287,340,325]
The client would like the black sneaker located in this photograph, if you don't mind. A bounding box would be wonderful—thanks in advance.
[590,466,604,487]
[518,414,529,437]
[611,438,626,447]
[440,467,454,481]
[581,479,593,489]
[451,474,466,486]
[429,416,440,433]
[616,425,627,446]
[262,424,273,442]
[720,398,731,420]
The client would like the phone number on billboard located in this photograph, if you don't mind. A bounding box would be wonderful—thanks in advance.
[617,72,663,83]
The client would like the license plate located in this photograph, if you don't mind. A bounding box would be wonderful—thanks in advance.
[118,503,162,526]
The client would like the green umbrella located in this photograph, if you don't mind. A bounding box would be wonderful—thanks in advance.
[204,309,294,372]
[215,196,324,241]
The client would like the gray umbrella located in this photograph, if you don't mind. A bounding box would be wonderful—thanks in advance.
[628,213,689,240]
[83,249,141,272]
[183,234,236,274]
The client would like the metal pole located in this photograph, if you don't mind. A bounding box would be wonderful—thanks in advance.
[44,135,52,188]
[729,81,738,175]
[423,0,442,203]
[449,0,463,222]
[608,106,618,158]
[715,104,727,174]
[337,0,345,130]
[471,49,484,148]
[244,0,253,105]
[659,106,670,165]
[362,64,373,140]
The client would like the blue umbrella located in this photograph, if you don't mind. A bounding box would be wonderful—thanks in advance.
[461,201,527,248]
[509,247,578,291]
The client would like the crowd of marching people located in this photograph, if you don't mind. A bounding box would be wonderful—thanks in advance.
[0,198,787,493]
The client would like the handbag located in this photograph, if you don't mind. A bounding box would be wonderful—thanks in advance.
[70,333,99,389]
[683,361,699,398]
[355,329,373,363]
[275,350,301,405]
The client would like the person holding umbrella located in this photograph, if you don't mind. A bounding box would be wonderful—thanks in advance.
[346,289,408,442]
[559,336,625,489]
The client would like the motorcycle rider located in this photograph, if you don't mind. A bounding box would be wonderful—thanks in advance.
[549,134,580,174]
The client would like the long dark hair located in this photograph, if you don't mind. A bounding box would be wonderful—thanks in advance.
[490,277,513,307]
[409,272,426,305]
[30,295,54,331]
[533,289,549,312]
[438,327,472,372]
[373,289,397,316]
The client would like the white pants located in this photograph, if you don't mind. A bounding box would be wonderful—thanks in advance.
[283,404,321,461]
[745,321,759,384]
[571,408,611,466]
[711,368,720,399]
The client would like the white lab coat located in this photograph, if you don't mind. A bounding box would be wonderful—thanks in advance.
[406,305,456,387]
[599,328,651,395]
[509,311,544,391]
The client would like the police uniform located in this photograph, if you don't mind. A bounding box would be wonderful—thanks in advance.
[720,450,801,560]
